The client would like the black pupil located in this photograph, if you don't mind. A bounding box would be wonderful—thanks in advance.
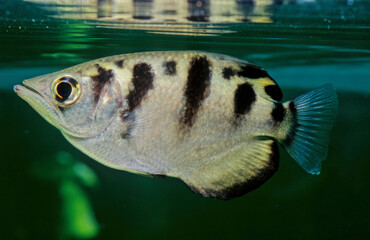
[56,82,72,101]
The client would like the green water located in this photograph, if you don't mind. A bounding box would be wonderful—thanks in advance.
[1,0,370,239]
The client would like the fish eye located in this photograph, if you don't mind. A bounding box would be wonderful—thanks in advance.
[51,76,81,106]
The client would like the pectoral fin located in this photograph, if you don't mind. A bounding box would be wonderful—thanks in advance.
[182,138,279,200]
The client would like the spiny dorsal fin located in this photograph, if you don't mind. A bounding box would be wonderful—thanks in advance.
[225,61,283,102]
[181,138,279,200]
[251,77,283,102]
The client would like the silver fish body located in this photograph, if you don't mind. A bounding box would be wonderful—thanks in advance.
[14,51,338,199]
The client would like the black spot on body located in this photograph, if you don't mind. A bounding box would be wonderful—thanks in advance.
[237,64,269,79]
[180,56,212,128]
[115,60,125,68]
[188,141,279,200]
[91,65,114,105]
[233,82,256,118]
[163,61,177,76]
[289,101,297,116]
[271,103,286,123]
[127,63,154,111]
[285,101,298,146]
[120,110,135,139]
[120,63,154,139]
[121,126,133,139]
[222,67,235,80]
[265,85,283,101]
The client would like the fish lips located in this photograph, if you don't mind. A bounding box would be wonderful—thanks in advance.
[14,81,66,130]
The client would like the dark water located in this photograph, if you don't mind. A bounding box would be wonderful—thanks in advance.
[1,0,370,239]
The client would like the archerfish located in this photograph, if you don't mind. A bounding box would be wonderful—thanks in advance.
[14,51,338,200]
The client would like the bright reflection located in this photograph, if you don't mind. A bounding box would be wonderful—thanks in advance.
[24,0,282,35]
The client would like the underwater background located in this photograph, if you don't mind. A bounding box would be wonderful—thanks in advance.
[0,0,369,239]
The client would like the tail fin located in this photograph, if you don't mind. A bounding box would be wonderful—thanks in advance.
[281,84,338,175]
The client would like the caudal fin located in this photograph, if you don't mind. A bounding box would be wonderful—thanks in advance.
[282,84,338,175]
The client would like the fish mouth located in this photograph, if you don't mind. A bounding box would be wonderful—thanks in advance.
[14,80,65,129]
[14,80,44,99]
[13,80,61,115]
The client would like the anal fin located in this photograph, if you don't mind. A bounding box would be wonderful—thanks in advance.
[181,138,279,200]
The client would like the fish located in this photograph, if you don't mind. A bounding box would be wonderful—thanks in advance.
[14,51,338,200]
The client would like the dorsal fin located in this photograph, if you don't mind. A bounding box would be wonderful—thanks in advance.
[250,77,283,102]
[237,63,283,102]
[180,138,279,200]
[221,60,283,102]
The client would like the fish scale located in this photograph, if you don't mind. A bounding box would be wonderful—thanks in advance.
[14,51,338,200]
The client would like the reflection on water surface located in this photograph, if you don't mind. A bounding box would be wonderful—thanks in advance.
[20,0,364,35]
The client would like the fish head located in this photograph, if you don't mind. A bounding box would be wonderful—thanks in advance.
[14,65,123,139]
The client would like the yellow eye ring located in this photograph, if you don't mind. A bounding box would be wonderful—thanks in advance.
[51,76,81,107]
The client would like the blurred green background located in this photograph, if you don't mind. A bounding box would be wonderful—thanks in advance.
[0,0,369,239]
